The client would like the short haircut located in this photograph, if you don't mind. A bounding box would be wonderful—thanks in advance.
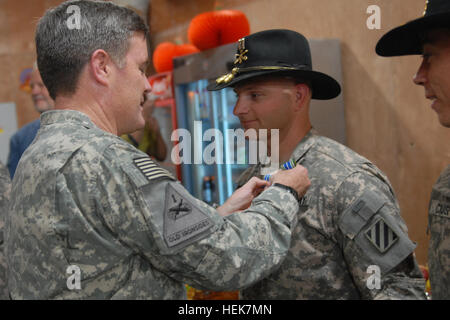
[35,0,149,100]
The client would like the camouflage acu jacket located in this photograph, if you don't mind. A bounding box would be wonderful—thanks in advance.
[238,130,426,299]
[5,110,299,299]
[428,165,450,300]
[0,162,10,299]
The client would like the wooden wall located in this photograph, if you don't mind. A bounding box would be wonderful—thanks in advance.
[1,0,449,265]
[0,0,64,127]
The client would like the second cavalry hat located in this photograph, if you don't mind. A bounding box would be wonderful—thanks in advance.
[207,29,341,100]
[376,0,450,56]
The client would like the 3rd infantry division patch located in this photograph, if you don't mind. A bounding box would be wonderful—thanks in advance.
[365,217,399,253]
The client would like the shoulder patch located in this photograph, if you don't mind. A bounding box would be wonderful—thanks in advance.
[339,190,417,273]
[134,157,175,181]
[163,182,214,250]
[364,217,399,253]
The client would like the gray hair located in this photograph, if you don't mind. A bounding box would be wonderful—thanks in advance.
[36,0,149,100]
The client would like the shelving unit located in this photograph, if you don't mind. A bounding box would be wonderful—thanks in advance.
[148,72,182,182]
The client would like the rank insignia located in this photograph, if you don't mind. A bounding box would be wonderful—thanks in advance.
[365,217,399,253]
[234,38,249,65]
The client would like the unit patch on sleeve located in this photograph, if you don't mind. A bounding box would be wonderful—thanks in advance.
[163,182,214,250]
[364,217,399,253]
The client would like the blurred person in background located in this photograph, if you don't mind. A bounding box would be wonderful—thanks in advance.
[121,93,167,161]
[7,64,54,178]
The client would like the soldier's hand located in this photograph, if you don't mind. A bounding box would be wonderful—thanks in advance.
[216,177,269,216]
[271,165,310,198]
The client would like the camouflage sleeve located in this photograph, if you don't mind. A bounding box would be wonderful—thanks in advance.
[335,171,426,300]
[427,165,450,300]
[0,163,10,300]
[95,148,299,292]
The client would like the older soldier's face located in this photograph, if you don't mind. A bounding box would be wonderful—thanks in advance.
[233,77,298,138]
[413,29,450,128]
[112,33,151,135]
[30,69,54,114]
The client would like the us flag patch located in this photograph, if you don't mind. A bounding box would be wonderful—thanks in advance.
[365,217,398,253]
[134,157,174,181]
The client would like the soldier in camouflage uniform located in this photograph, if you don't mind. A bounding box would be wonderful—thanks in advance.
[208,29,426,299]
[0,162,10,299]
[5,0,311,299]
[376,0,450,299]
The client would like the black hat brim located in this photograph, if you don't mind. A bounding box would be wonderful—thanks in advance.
[207,68,341,100]
[376,12,450,56]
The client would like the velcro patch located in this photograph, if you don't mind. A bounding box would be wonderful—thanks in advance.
[354,208,416,273]
[338,190,385,240]
[163,183,214,249]
[134,157,174,181]
[364,217,399,253]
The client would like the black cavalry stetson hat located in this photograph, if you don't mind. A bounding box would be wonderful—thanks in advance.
[376,0,450,56]
[207,29,341,100]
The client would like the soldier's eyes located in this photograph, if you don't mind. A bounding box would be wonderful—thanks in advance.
[234,91,263,100]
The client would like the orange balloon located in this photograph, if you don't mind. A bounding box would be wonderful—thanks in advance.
[153,42,177,73]
[153,42,200,73]
[175,44,200,57]
[188,10,250,51]
[216,10,250,45]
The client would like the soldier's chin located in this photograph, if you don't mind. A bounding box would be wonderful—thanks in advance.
[121,122,145,136]
[34,103,51,113]
[136,116,146,130]
[438,115,450,128]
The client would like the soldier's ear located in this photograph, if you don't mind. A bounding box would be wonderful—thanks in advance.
[90,49,112,86]
[294,83,311,110]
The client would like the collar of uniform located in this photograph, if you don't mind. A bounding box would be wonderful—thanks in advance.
[290,128,318,164]
[40,110,95,129]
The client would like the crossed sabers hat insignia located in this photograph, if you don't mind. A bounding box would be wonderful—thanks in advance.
[234,38,248,64]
